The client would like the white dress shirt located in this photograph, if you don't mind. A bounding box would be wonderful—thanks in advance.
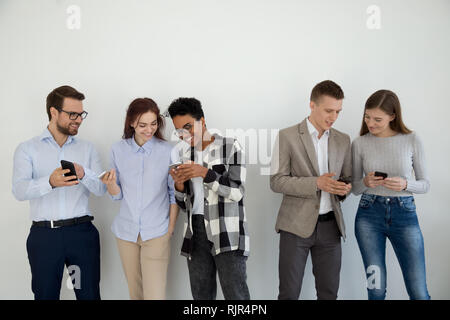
[306,117,333,214]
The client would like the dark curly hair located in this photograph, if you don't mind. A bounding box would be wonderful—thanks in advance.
[167,97,204,120]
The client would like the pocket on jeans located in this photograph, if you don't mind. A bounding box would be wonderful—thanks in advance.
[401,198,416,212]
[358,194,373,209]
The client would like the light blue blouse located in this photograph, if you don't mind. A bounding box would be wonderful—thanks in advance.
[109,136,175,242]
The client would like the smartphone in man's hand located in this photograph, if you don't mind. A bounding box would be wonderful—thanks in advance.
[338,177,351,184]
[169,162,182,171]
[61,160,78,181]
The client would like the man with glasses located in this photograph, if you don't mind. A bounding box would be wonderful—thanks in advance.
[167,97,250,300]
[12,85,106,300]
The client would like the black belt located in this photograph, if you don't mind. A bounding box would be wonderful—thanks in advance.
[32,215,93,229]
[317,211,335,222]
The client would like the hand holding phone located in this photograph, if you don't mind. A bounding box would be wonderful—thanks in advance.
[61,160,78,182]
[99,169,121,196]
[49,162,79,188]
[169,162,182,171]
[98,171,107,179]
[338,177,351,184]
[374,171,388,179]
[336,176,352,200]
[168,162,187,192]
[364,171,386,188]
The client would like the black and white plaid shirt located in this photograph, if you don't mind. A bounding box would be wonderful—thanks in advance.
[172,133,250,259]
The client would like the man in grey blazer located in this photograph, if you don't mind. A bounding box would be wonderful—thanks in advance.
[270,80,352,300]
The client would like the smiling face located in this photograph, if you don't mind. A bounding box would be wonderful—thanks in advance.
[131,111,158,146]
[309,95,343,134]
[364,107,395,137]
[171,114,205,147]
[51,97,84,136]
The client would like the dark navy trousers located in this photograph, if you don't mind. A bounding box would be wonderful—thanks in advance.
[26,221,101,300]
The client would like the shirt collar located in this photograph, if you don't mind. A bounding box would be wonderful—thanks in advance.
[40,127,76,145]
[306,117,329,138]
[130,135,156,153]
[39,128,53,141]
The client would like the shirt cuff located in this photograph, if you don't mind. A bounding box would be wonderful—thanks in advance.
[110,189,122,200]
[203,169,217,184]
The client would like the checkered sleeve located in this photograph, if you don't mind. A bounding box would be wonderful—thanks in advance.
[203,139,245,202]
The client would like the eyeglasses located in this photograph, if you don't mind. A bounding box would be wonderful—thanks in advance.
[57,108,88,120]
[174,123,193,138]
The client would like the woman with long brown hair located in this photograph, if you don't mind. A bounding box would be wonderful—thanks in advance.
[352,90,430,300]
[101,98,178,299]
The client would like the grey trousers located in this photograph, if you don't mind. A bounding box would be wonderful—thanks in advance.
[278,219,342,300]
[187,215,250,300]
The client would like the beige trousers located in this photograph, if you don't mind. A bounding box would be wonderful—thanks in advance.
[116,232,171,300]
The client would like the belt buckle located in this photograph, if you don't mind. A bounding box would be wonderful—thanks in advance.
[50,220,60,229]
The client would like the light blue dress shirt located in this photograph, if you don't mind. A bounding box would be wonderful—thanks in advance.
[12,128,106,222]
[109,136,176,242]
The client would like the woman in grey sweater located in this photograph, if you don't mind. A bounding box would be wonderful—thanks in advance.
[351,90,430,300]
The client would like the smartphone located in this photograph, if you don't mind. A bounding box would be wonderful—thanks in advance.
[374,171,388,179]
[60,160,78,181]
[338,177,351,184]
[337,177,351,201]
[169,162,182,171]
[98,171,107,179]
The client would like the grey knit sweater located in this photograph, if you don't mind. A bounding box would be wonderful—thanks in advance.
[351,132,430,196]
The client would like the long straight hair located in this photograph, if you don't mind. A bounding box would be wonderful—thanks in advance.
[360,90,412,136]
[122,98,165,140]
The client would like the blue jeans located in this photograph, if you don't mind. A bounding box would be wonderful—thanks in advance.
[355,194,430,300]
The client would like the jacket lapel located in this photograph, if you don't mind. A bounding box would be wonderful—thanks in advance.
[298,119,320,176]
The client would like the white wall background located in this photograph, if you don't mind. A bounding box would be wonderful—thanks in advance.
[1,0,449,299]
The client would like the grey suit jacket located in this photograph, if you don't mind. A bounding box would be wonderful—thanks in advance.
[270,118,352,240]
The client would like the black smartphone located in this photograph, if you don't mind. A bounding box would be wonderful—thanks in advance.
[374,171,388,179]
[61,160,78,181]
[337,177,351,201]
[338,177,351,184]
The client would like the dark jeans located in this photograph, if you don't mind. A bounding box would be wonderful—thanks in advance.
[278,218,342,300]
[26,221,101,300]
[355,194,430,300]
[187,215,250,300]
